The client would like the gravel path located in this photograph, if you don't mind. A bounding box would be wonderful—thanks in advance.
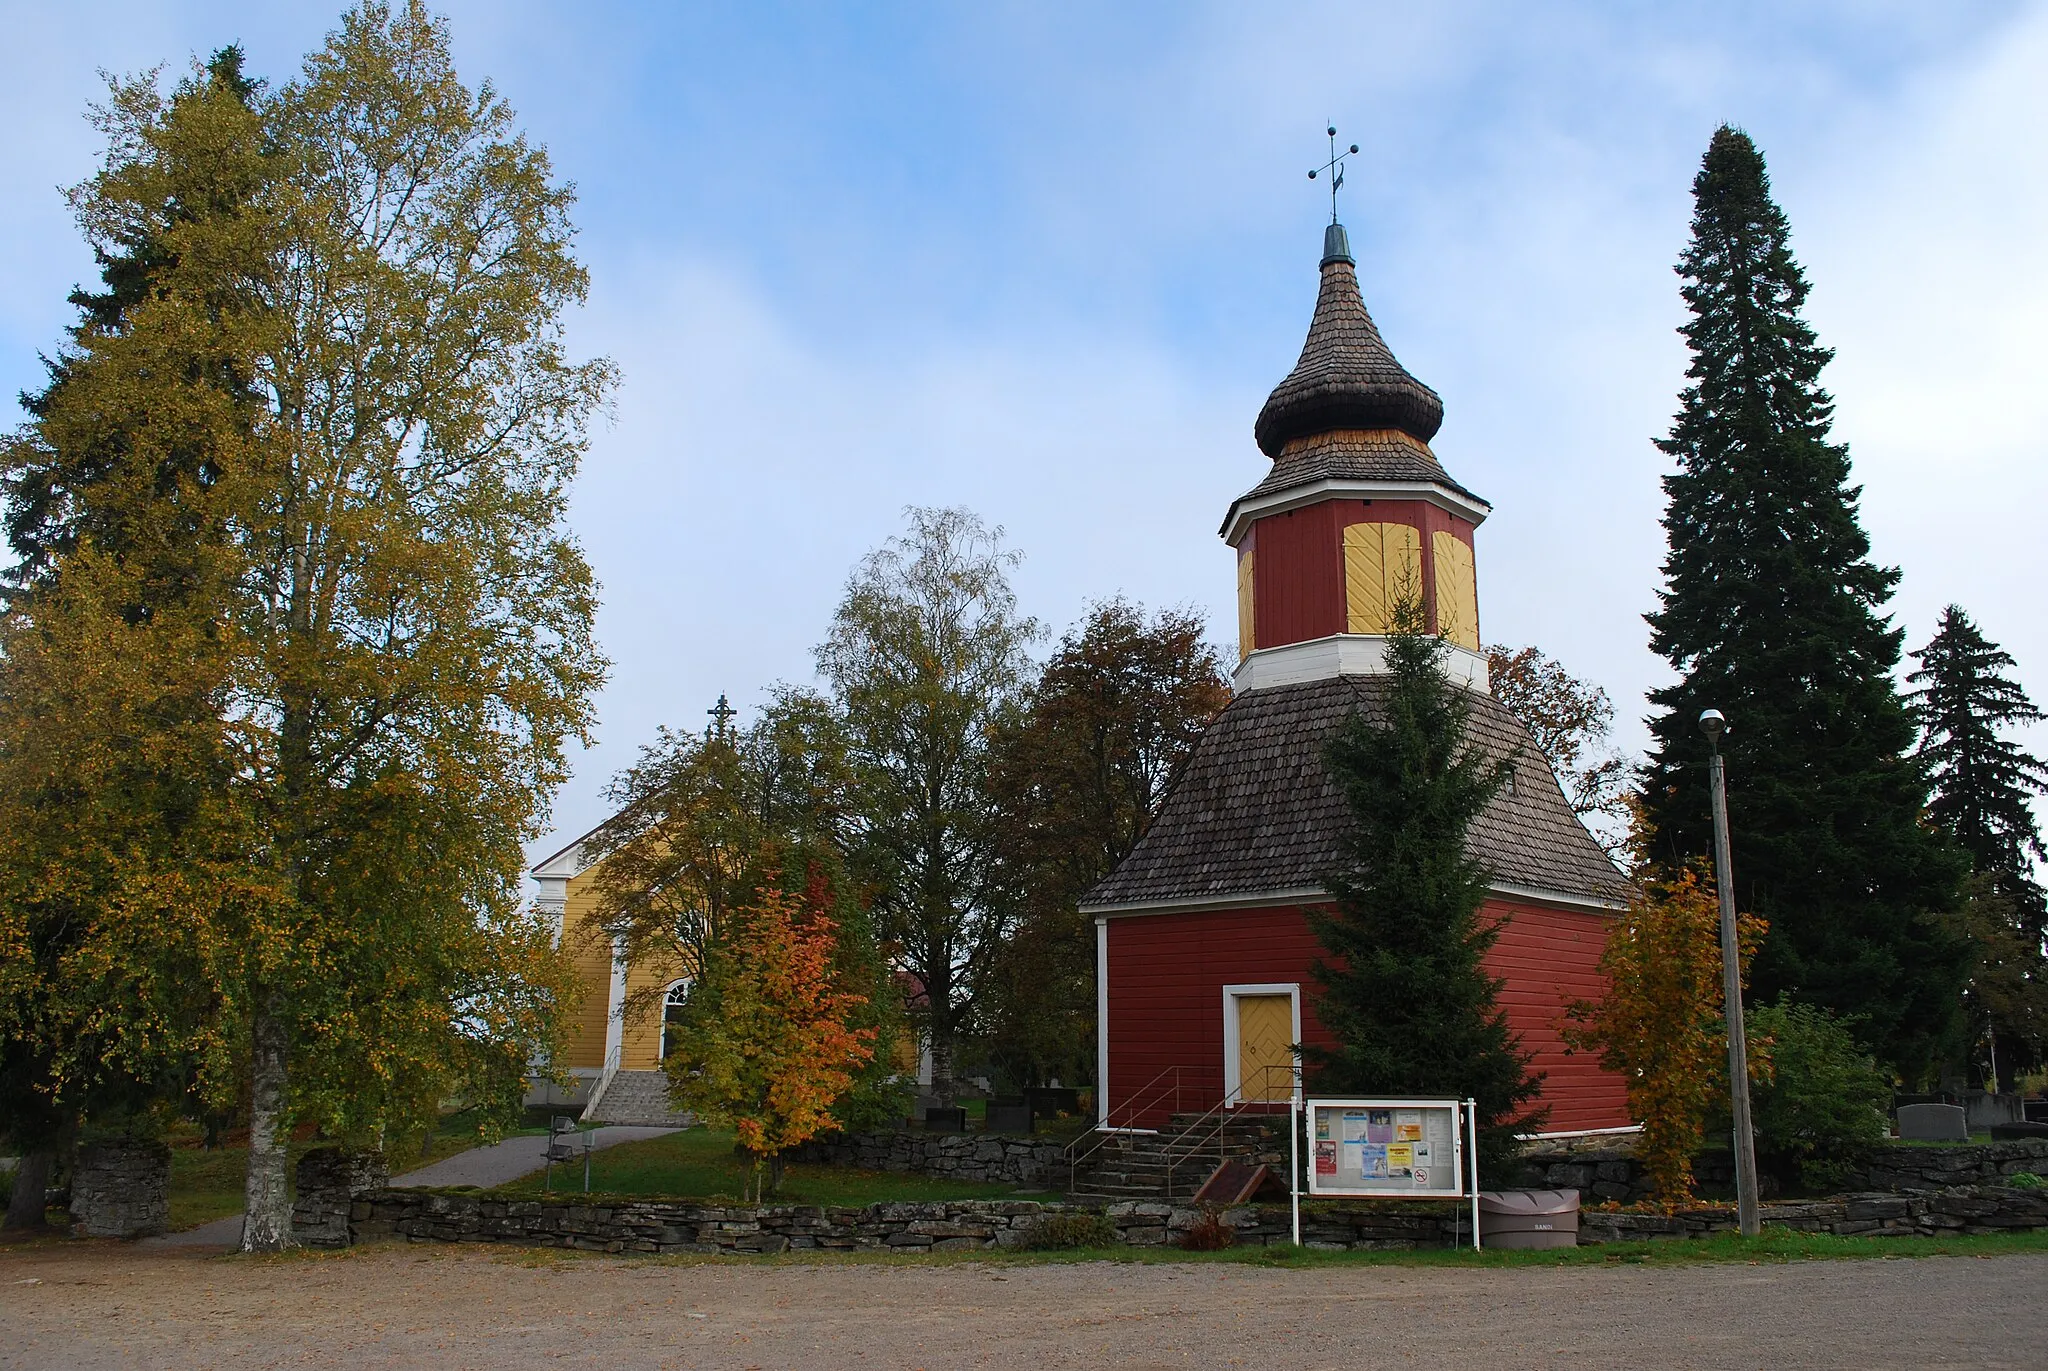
[138,1126,681,1251]
[0,1242,2038,1370]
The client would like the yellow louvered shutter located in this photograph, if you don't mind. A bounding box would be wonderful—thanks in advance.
[1432,530,1479,649]
[1236,548,1256,661]
[1344,522,1421,635]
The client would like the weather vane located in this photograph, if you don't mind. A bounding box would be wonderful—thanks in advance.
[1307,124,1359,225]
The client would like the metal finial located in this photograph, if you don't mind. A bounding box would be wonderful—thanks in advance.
[707,693,736,738]
[1306,125,1360,226]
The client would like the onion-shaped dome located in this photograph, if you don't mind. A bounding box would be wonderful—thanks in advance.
[1253,224,1444,456]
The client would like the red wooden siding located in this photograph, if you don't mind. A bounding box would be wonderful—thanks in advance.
[1246,499,1478,650]
[1104,898,1630,1133]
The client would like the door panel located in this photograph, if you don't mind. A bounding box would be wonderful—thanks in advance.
[1235,994,1295,1103]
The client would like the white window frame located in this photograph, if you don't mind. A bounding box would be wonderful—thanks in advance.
[1220,982,1302,1107]
[657,977,693,1062]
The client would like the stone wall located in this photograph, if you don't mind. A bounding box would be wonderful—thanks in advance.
[70,1140,170,1239]
[1513,1137,2048,1206]
[784,1131,1068,1187]
[1582,1185,2048,1242]
[335,1181,2048,1255]
[292,1148,389,1248]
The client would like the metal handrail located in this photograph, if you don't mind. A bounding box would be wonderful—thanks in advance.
[579,1042,623,1124]
[1064,1065,1186,1193]
[1162,1063,1301,1199]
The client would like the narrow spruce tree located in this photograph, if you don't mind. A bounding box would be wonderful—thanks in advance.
[1640,126,1968,1080]
[1307,595,1544,1165]
[1910,606,2048,943]
[1909,606,2048,1082]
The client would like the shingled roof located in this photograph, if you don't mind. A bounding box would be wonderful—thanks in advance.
[1234,429,1486,510]
[1252,224,1446,456]
[1080,674,1625,910]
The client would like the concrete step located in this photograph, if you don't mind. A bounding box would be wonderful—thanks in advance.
[584,1070,695,1128]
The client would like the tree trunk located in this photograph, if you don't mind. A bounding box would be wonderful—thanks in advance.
[766,1151,785,1196]
[241,996,292,1251]
[2,1151,53,1231]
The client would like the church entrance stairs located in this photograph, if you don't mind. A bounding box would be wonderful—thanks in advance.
[580,1069,696,1128]
[1066,1112,1289,1201]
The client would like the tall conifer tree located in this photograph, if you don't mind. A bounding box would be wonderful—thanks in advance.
[1640,126,1967,1079]
[1909,606,2048,943]
[1308,597,1543,1165]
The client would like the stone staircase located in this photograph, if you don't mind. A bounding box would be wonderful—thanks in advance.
[1067,1112,1289,1201]
[581,1069,695,1128]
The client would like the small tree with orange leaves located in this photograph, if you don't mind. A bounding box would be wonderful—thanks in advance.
[1563,862,1766,1209]
[663,869,875,1200]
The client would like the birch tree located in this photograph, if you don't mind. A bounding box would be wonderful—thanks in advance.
[0,3,610,1250]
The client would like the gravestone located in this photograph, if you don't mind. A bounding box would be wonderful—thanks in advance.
[985,1103,1033,1134]
[1026,1087,1081,1120]
[1897,1102,1970,1142]
[924,1106,967,1133]
[70,1139,170,1238]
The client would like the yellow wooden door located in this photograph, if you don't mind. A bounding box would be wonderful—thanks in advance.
[1235,994,1295,1103]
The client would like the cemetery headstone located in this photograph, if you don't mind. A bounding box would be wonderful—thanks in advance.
[985,1102,1034,1134]
[924,1106,968,1133]
[1896,1102,1969,1142]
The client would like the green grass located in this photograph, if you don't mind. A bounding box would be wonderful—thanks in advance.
[494,1126,1056,1206]
[160,1109,523,1231]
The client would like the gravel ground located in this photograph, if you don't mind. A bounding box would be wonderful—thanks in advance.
[0,1242,2038,1370]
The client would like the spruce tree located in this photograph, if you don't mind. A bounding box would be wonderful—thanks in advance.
[1640,126,1968,1080]
[1909,605,2048,943]
[1308,596,1544,1165]
[1909,606,2048,1081]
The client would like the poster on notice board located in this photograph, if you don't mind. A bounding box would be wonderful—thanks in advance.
[1304,1098,1466,1198]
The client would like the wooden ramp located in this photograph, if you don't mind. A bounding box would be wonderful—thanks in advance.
[1191,1160,1283,1206]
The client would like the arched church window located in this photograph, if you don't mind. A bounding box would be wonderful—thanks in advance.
[659,978,693,1062]
[1343,522,1422,635]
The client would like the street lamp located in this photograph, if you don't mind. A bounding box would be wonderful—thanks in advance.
[1701,709,1761,1237]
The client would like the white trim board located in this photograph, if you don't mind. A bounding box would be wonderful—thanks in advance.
[1084,881,1621,918]
[1221,982,1302,1107]
[1232,633,1491,695]
[1095,917,1110,1128]
[1220,477,1492,546]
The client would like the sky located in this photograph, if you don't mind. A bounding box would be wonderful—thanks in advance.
[2,1,2043,869]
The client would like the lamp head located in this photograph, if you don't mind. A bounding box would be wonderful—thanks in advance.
[1698,708,1728,743]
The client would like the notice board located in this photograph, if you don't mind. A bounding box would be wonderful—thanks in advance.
[1304,1098,1467,1198]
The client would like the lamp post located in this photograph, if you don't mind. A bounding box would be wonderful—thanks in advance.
[1700,709,1761,1237]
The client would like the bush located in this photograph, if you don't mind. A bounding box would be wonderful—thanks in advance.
[1178,1207,1234,1251]
[1014,1212,1119,1251]
[1744,998,1890,1192]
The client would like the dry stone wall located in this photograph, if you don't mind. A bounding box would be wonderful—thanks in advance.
[340,1184,2048,1255]
[69,1140,170,1239]
[1513,1137,2048,1205]
[292,1148,388,1247]
[783,1131,1067,1187]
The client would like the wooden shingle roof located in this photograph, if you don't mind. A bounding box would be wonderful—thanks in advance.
[1253,232,1445,456]
[1081,675,1625,910]
[1236,429,1486,509]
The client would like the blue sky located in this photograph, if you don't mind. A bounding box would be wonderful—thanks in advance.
[3,2,2044,862]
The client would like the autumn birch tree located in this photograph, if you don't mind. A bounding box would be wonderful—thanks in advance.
[1,4,610,1250]
[818,507,1039,1103]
